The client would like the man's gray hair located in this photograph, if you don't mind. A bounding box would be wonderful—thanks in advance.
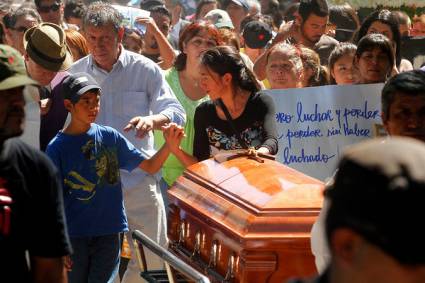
[82,1,122,33]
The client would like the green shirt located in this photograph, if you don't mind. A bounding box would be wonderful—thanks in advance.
[154,67,208,186]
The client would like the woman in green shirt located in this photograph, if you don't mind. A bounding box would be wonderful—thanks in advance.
[154,21,223,205]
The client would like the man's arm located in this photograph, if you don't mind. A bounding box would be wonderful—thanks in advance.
[253,20,301,80]
[253,48,270,81]
[124,113,170,139]
[31,256,68,283]
[123,57,186,138]
[136,17,176,70]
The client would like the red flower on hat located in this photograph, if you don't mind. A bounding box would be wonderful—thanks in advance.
[8,56,14,65]
[258,34,264,40]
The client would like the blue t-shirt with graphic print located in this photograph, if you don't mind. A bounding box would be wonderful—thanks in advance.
[46,123,145,237]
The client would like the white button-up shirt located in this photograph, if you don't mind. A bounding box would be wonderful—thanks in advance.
[69,48,186,187]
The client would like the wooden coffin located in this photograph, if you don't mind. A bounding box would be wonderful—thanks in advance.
[167,153,324,283]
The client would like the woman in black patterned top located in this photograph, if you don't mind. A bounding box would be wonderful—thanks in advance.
[165,46,278,166]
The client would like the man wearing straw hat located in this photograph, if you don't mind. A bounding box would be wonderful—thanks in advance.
[23,22,73,151]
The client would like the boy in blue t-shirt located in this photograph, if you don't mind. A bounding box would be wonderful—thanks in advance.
[46,72,183,283]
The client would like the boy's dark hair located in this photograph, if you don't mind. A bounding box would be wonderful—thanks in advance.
[298,0,329,22]
[64,0,86,22]
[356,10,401,68]
[381,70,425,120]
[148,5,171,20]
[355,33,395,74]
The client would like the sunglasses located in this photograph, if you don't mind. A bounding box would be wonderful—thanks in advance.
[37,2,61,13]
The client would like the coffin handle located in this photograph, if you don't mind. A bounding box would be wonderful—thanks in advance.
[178,221,186,244]
[191,230,202,258]
[223,253,236,282]
[208,240,219,268]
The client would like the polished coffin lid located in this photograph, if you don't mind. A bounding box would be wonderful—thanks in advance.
[169,155,324,239]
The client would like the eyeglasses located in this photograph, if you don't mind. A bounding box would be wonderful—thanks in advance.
[37,2,61,13]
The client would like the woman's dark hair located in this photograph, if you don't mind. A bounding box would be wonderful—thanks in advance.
[328,42,357,84]
[201,46,261,93]
[355,33,395,78]
[195,0,217,20]
[174,21,222,71]
[356,10,401,68]
[329,4,360,42]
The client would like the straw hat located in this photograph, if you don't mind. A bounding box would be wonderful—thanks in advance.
[24,22,73,72]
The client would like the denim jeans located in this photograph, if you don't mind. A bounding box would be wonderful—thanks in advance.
[69,233,121,283]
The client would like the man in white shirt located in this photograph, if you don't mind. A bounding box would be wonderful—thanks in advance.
[69,2,186,282]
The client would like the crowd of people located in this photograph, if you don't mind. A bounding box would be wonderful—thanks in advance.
[1,0,425,282]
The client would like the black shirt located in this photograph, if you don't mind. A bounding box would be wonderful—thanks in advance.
[0,138,71,282]
[39,76,68,151]
[193,92,278,161]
